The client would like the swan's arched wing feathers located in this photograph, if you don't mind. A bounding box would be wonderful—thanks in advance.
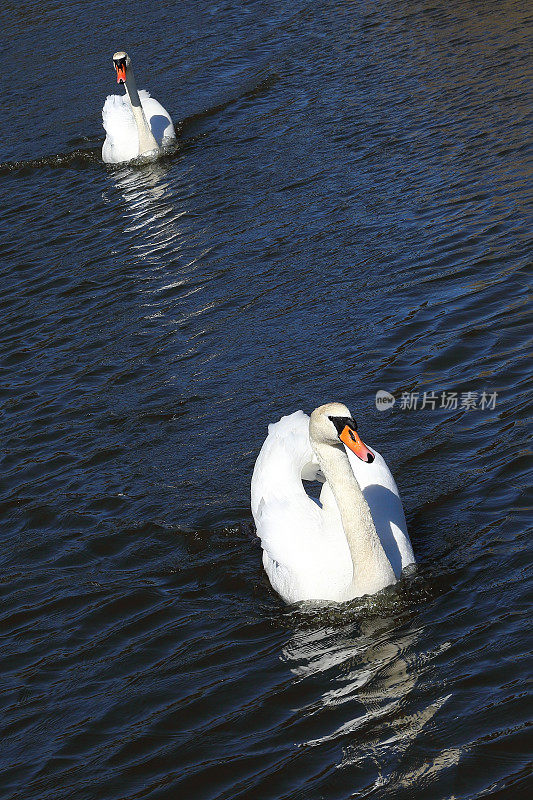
[251,411,352,601]
[254,487,323,567]
[102,94,136,137]
[102,94,139,163]
[251,411,313,515]
[251,411,323,563]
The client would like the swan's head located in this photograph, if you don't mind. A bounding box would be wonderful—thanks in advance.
[112,51,131,84]
[310,402,375,463]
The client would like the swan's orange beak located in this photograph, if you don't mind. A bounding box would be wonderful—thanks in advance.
[339,425,375,463]
[115,63,126,84]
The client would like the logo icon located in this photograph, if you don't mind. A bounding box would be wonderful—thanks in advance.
[375,390,395,411]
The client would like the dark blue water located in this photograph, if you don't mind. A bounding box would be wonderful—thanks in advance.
[1,1,531,798]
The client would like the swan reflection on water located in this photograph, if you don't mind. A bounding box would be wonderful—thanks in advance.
[104,161,199,286]
[280,601,461,794]
[103,160,218,377]
[108,161,186,247]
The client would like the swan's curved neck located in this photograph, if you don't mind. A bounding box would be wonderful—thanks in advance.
[124,67,159,155]
[312,441,395,594]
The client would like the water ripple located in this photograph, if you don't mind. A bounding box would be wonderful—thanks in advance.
[0,0,531,799]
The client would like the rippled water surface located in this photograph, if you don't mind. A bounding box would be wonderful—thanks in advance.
[1,1,531,798]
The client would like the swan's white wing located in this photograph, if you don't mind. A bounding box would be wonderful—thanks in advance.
[345,446,415,575]
[252,411,352,603]
[102,94,140,164]
[139,90,176,146]
[256,488,323,602]
[251,411,312,518]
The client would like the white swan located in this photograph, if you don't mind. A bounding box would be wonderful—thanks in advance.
[251,402,415,604]
[102,51,176,164]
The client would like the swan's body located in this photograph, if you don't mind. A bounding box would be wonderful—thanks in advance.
[102,52,176,164]
[251,403,415,604]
